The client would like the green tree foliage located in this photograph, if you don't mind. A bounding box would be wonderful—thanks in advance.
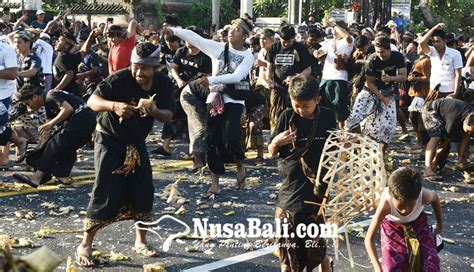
[310,0,346,21]
[180,0,238,30]
[155,0,164,28]
[253,0,288,17]
[411,0,473,34]
[252,0,347,22]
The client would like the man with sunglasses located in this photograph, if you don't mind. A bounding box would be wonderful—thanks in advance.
[106,20,138,74]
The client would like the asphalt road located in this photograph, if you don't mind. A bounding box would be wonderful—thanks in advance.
[0,127,472,271]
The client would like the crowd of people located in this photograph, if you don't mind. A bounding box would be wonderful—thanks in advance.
[0,7,472,271]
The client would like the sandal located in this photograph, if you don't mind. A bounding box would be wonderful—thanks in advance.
[455,163,474,172]
[12,173,52,188]
[55,176,75,186]
[75,246,94,267]
[423,174,442,182]
[132,244,158,257]
[201,189,221,199]
[151,145,171,157]
[190,163,205,173]
[236,167,246,190]
[12,174,39,188]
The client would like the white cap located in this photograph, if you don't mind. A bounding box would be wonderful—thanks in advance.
[36,10,45,15]
[40,32,50,40]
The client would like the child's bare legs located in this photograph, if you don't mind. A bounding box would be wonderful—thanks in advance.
[0,145,9,165]
[338,120,345,130]
[8,134,27,162]
[23,128,36,143]
[413,132,424,149]
[162,137,171,153]
[457,134,471,169]
[424,137,441,176]
[13,127,36,143]
[248,121,264,160]
[257,145,264,160]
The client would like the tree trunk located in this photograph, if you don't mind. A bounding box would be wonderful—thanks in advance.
[418,0,435,27]
[212,0,221,30]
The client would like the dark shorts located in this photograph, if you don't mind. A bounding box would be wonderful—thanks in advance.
[320,80,350,121]
[421,101,444,138]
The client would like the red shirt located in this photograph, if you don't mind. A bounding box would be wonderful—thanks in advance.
[108,35,136,74]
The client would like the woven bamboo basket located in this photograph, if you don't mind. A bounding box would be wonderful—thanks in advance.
[315,130,388,227]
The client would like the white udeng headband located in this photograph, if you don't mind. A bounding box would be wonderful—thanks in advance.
[130,44,161,66]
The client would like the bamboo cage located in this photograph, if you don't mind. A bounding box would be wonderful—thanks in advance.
[313,131,388,270]
[315,130,387,225]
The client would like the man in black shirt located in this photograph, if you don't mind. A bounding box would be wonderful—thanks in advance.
[422,98,473,179]
[159,34,181,77]
[171,34,212,87]
[152,28,212,158]
[345,37,406,149]
[53,31,98,97]
[351,35,374,100]
[12,86,96,187]
[266,25,312,132]
[76,42,175,267]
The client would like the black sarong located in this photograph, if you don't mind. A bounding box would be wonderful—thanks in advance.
[207,103,245,175]
[84,131,154,232]
[26,109,96,177]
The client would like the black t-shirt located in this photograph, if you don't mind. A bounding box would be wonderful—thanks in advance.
[53,52,81,96]
[44,90,86,120]
[432,98,473,136]
[244,90,266,111]
[365,51,405,91]
[266,41,312,86]
[94,68,176,145]
[270,107,337,213]
[160,46,177,77]
[17,52,43,89]
[31,20,47,29]
[173,46,212,82]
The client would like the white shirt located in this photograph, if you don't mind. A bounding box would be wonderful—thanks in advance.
[256,49,269,87]
[462,67,474,89]
[33,39,54,74]
[390,43,399,52]
[384,188,424,224]
[427,45,463,93]
[0,37,18,100]
[320,36,354,81]
[172,27,254,105]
